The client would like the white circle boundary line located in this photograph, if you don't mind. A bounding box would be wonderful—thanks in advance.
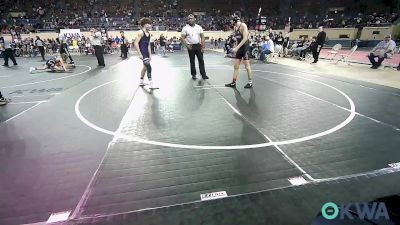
[75,69,356,149]
[1,65,92,89]
[75,80,117,136]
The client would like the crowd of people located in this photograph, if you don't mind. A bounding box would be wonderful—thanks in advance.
[0,23,398,74]
[224,32,298,62]
[1,1,399,107]
[1,0,398,33]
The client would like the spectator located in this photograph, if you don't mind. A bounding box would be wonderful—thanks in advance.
[150,35,155,54]
[274,32,284,56]
[312,26,326,64]
[224,35,234,57]
[159,34,167,56]
[291,37,307,57]
[260,36,274,62]
[368,34,396,69]
[282,32,290,57]
[120,31,128,59]
[299,37,315,60]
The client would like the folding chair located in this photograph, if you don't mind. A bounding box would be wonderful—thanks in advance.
[336,45,358,65]
[326,44,342,60]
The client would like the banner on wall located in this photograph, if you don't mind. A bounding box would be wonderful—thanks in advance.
[59,29,82,40]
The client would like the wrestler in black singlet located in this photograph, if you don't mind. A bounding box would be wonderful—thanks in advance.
[233,23,250,60]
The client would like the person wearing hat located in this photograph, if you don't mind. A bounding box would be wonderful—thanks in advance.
[368,34,396,69]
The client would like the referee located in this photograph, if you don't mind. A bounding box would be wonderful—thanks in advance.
[35,36,46,61]
[92,28,105,66]
[180,14,208,80]
[0,34,18,67]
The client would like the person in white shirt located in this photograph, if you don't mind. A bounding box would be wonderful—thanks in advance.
[91,28,105,66]
[368,34,396,69]
[35,36,46,61]
[0,34,18,67]
[260,36,274,62]
[180,14,208,80]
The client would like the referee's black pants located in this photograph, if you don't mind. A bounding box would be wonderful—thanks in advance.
[120,44,128,58]
[94,45,105,66]
[312,44,323,62]
[188,44,206,76]
[3,49,17,66]
[38,46,45,60]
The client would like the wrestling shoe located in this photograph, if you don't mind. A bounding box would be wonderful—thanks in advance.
[225,81,236,88]
[244,82,253,88]
[0,97,10,106]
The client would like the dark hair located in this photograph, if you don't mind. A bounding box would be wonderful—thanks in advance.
[234,11,241,18]
[139,17,152,26]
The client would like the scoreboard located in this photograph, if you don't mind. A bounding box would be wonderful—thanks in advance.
[255,16,267,31]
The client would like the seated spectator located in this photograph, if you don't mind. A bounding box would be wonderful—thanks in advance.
[299,37,316,60]
[368,34,396,69]
[260,36,274,62]
[288,37,306,56]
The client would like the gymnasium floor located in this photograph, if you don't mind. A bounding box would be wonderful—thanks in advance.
[1,51,400,225]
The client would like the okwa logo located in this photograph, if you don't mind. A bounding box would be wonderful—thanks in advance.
[321,202,390,220]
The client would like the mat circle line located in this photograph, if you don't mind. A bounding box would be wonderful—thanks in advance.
[75,68,356,149]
